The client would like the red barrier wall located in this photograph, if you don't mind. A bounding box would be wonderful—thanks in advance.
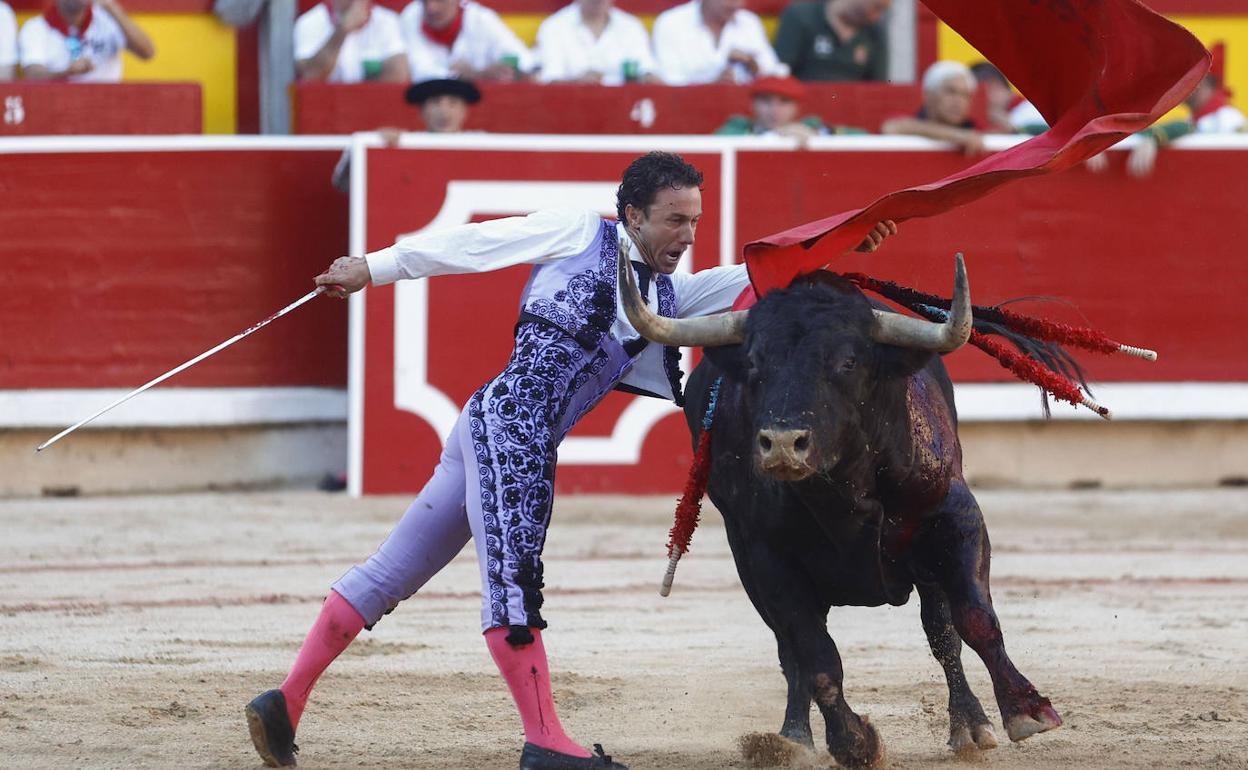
[350,139,1248,494]
[294,82,986,135]
[0,83,203,136]
[0,137,1243,444]
[0,148,348,389]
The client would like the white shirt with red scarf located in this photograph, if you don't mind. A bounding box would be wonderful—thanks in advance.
[294,2,406,83]
[18,2,126,82]
[399,0,534,82]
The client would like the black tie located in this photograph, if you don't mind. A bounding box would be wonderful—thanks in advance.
[631,261,653,303]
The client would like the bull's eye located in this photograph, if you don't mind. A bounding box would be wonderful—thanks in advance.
[839,357,857,373]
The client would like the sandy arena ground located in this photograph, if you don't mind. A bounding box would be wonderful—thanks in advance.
[0,488,1245,770]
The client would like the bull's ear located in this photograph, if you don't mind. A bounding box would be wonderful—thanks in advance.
[701,344,748,382]
[877,346,934,381]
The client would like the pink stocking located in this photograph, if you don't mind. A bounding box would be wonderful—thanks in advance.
[485,627,591,757]
[279,590,365,730]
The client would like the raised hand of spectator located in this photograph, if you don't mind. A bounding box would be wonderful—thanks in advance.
[1127,137,1159,178]
[379,127,403,147]
[956,129,986,156]
[775,121,819,141]
[1084,152,1109,173]
[728,49,759,77]
[96,0,156,59]
[337,0,370,33]
[484,61,518,81]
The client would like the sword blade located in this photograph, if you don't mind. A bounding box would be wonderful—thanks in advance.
[36,288,325,452]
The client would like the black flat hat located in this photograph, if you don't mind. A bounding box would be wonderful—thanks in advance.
[405,78,482,105]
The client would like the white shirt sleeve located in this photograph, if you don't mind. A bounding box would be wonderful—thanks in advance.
[373,9,407,61]
[18,18,52,69]
[651,12,698,86]
[534,14,569,82]
[626,15,658,77]
[293,9,328,62]
[0,3,17,69]
[673,263,751,318]
[742,13,786,78]
[480,6,534,73]
[366,208,602,285]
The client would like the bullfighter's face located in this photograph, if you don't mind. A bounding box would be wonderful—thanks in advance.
[625,185,701,275]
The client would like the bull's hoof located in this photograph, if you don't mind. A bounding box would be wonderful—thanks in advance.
[829,715,885,769]
[737,732,816,767]
[1004,703,1062,742]
[949,723,998,754]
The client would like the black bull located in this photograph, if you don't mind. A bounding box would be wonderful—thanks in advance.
[681,273,1063,766]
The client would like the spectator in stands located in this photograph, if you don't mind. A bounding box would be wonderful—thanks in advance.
[401,0,534,82]
[1,1,17,80]
[715,75,863,138]
[971,58,1207,178]
[1183,72,1245,134]
[406,75,480,131]
[1106,73,1245,178]
[881,59,984,154]
[535,0,659,85]
[969,61,1022,134]
[19,0,154,81]
[295,0,409,82]
[652,0,787,85]
[332,78,481,193]
[773,0,889,82]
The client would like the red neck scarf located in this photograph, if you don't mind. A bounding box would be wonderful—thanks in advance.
[1192,87,1232,122]
[422,6,463,48]
[44,2,93,37]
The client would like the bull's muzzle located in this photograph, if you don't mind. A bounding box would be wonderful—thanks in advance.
[756,428,816,481]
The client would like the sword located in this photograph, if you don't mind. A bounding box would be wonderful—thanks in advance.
[36,287,328,452]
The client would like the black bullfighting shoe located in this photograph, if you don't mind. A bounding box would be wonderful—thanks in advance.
[519,743,629,770]
[245,689,299,767]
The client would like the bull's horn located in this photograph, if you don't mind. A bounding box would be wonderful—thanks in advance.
[617,237,748,347]
[870,253,972,353]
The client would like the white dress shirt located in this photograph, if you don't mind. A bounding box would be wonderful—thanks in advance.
[0,2,17,72]
[1195,104,1246,134]
[400,0,534,81]
[18,4,126,82]
[366,208,749,399]
[652,0,787,85]
[294,3,406,83]
[535,3,656,85]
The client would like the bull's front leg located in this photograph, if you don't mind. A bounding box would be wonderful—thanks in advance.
[915,581,998,752]
[916,484,1062,743]
[721,523,816,750]
[736,540,883,768]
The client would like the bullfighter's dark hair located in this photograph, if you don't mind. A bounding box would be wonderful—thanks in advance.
[616,152,704,222]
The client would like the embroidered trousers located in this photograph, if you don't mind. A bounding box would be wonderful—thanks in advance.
[333,323,632,632]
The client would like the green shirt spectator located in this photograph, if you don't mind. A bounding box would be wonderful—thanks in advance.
[774,0,890,82]
[713,75,867,138]
[715,114,831,135]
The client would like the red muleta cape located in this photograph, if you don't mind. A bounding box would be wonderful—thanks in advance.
[743,0,1210,294]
